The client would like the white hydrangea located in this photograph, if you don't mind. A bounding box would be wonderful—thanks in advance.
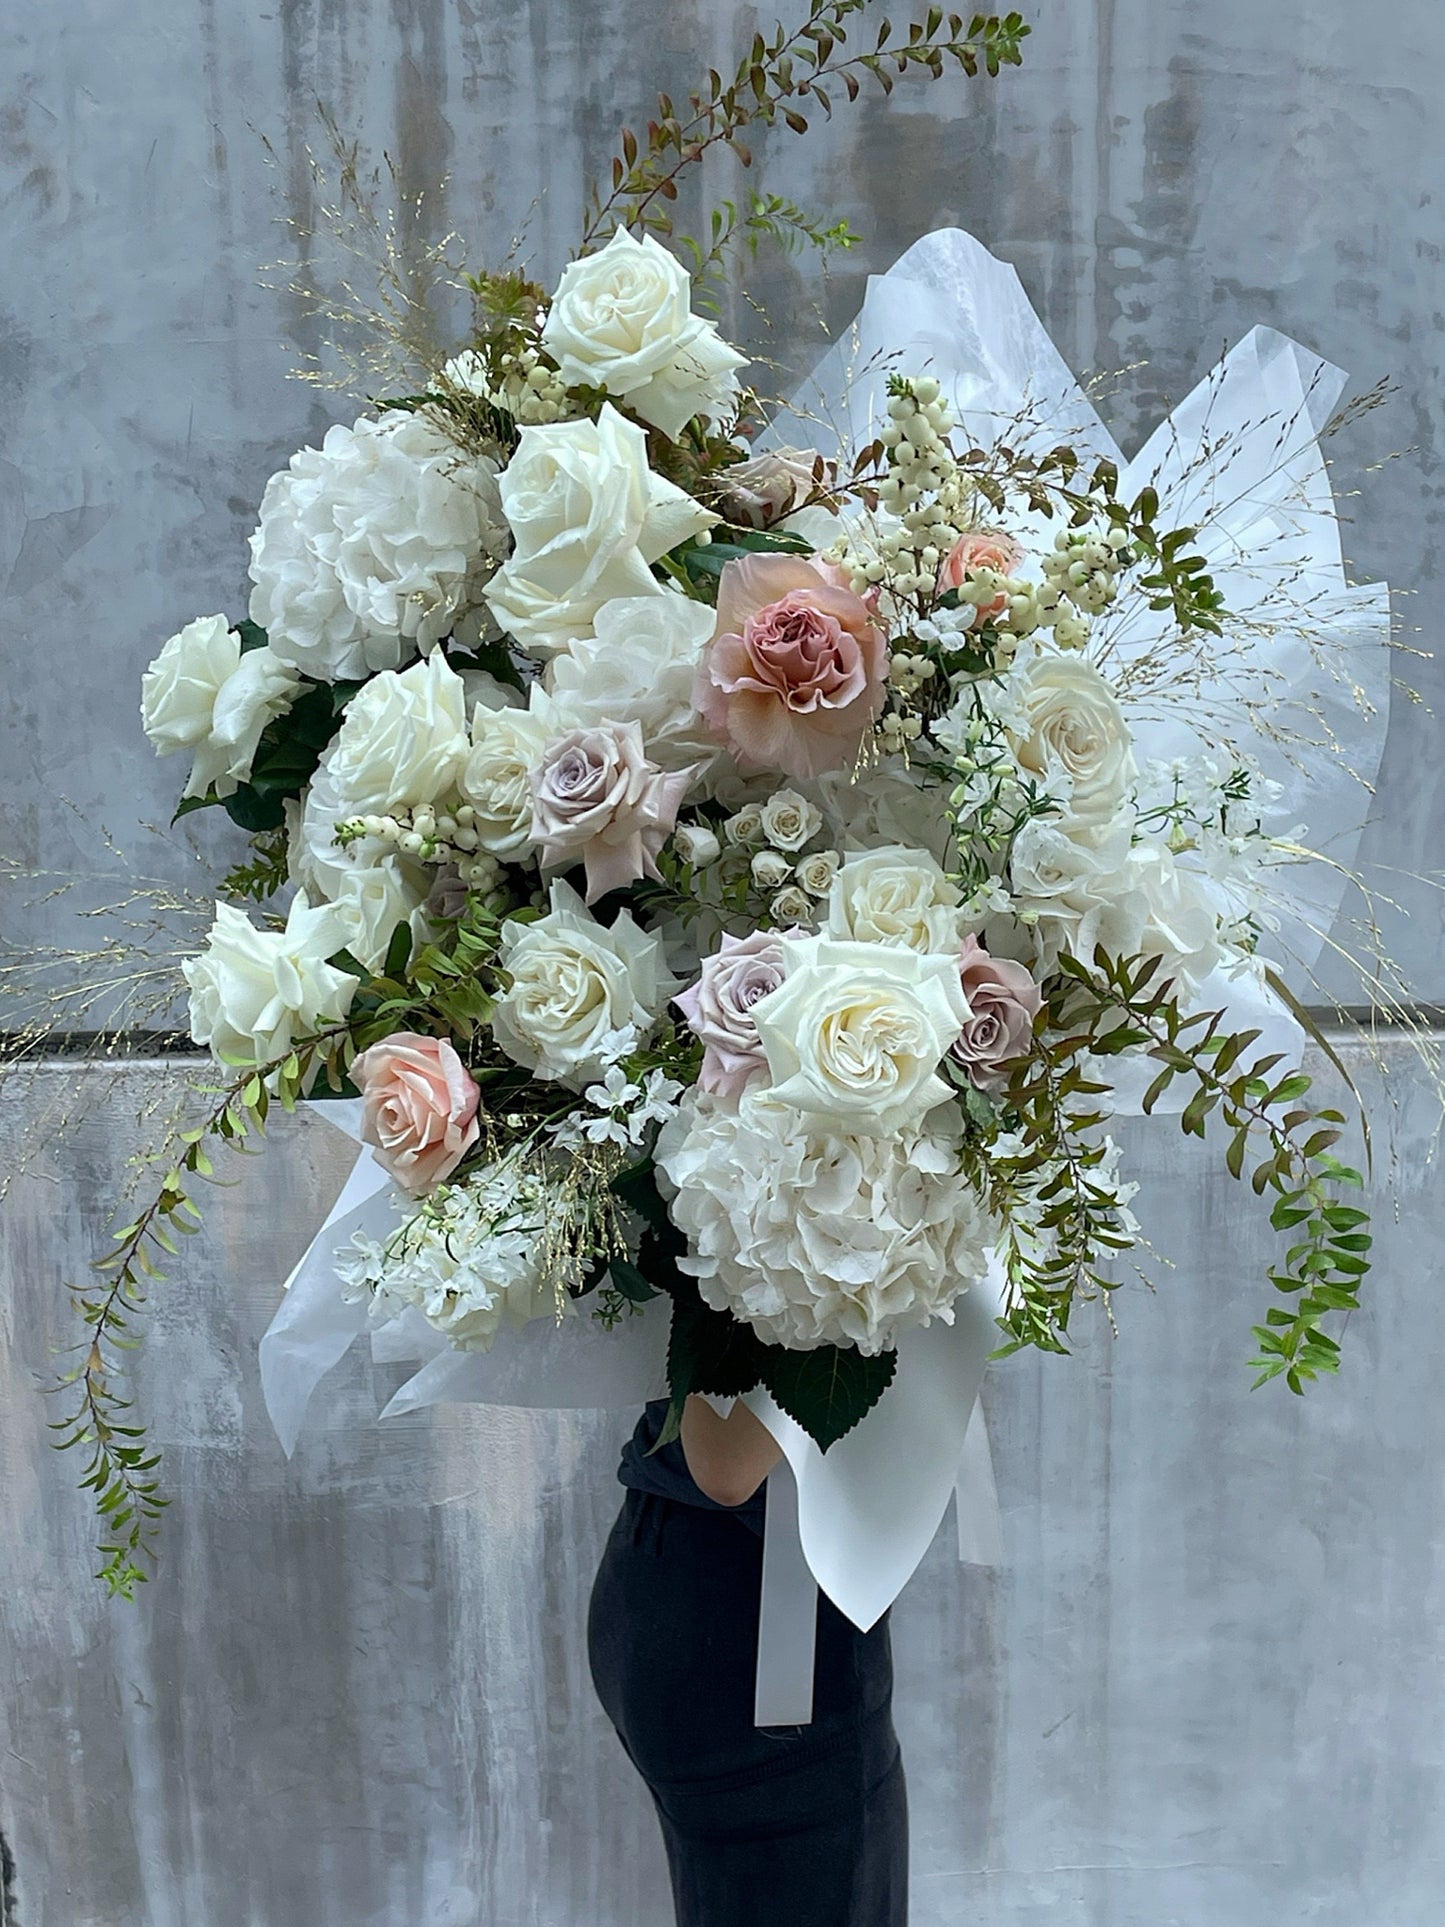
[248,411,508,680]
[656,1091,998,1354]
[543,593,723,776]
[338,1159,578,1352]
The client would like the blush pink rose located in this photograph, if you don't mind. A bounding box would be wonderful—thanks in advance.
[351,1031,481,1194]
[674,929,793,1099]
[952,935,1043,1089]
[694,552,887,780]
[937,529,1023,618]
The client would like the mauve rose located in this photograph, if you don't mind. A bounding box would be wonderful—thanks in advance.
[694,552,887,780]
[952,935,1042,1089]
[530,719,694,902]
[675,930,793,1099]
[937,529,1024,619]
[352,1031,481,1194]
[718,447,834,529]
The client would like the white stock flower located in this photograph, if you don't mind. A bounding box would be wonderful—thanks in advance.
[656,1091,997,1354]
[182,894,356,1075]
[998,644,1136,841]
[543,593,723,776]
[484,405,715,660]
[325,652,470,814]
[491,879,680,1087]
[248,411,507,679]
[541,229,746,440]
[826,846,966,955]
[759,788,823,852]
[141,615,302,799]
[752,934,968,1135]
[460,701,552,858]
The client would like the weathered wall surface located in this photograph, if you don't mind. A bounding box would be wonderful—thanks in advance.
[1,1044,1443,1926]
[0,0,1440,997]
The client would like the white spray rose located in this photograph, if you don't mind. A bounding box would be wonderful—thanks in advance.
[673,822,721,867]
[796,850,841,898]
[484,405,716,660]
[759,788,823,852]
[325,652,470,814]
[656,1091,997,1354]
[751,934,968,1136]
[248,411,507,680]
[182,895,356,1076]
[491,879,680,1088]
[460,702,552,859]
[543,593,723,776]
[140,615,302,799]
[1000,644,1136,840]
[826,846,966,955]
[750,848,792,890]
[541,229,746,440]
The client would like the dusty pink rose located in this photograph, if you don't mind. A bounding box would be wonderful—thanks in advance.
[530,720,694,902]
[694,552,887,780]
[937,529,1024,619]
[675,929,793,1099]
[719,447,834,529]
[952,935,1042,1089]
[352,1031,481,1194]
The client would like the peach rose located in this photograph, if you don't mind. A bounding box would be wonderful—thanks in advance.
[694,552,886,780]
[351,1031,481,1194]
[937,529,1023,619]
[951,935,1042,1090]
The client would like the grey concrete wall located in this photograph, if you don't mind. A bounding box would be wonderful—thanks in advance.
[0,0,1440,1000]
[2,1043,1443,1925]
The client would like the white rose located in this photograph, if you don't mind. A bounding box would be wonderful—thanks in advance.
[770,885,817,925]
[795,849,840,897]
[725,804,764,845]
[182,894,356,1077]
[484,405,716,660]
[460,701,552,858]
[1001,645,1136,840]
[759,788,823,852]
[752,934,968,1136]
[491,879,680,1087]
[543,593,723,775]
[750,848,792,890]
[673,822,721,867]
[248,411,507,680]
[826,846,966,955]
[288,764,430,970]
[541,229,746,440]
[140,615,302,799]
[325,652,470,814]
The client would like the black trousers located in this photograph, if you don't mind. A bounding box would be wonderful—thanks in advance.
[588,1488,909,1927]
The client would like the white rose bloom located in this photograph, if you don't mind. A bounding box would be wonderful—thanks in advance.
[796,849,841,897]
[770,885,817,925]
[752,934,968,1136]
[826,846,966,955]
[541,229,746,440]
[248,411,507,680]
[141,615,303,799]
[656,1091,998,1354]
[288,764,430,970]
[182,894,356,1075]
[543,593,723,775]
[461,700,552,859]
[759,788,823,852]
[999,644,1136,841]
[673,822,721,867]
[750,848,792,890]
[491,879,680,1087]
[325,652,470,814]
[483,405,716,660]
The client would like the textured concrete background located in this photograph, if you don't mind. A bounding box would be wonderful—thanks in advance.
[2,1046,1443,1926]
[3,2,1445,1923]
[0,0,1440,997]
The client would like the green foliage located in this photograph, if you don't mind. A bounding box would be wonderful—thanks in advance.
[220,829,291,904]
[991,945,1371,1388]
[582,4,1029,261]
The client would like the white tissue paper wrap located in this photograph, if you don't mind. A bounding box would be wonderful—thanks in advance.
[260,230,1391,1678]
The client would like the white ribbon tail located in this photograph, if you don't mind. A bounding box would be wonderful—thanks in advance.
[954,1404,1004,1568]
[754,1459,818,1729]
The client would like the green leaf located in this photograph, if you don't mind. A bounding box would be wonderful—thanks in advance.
[758,1343,897,1452]
[608,1258,661,1305]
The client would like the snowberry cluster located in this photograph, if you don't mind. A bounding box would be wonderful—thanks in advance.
[832,377,975,602]
[335,804,504,892]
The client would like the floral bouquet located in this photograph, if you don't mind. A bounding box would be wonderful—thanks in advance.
[55,1,1408,1605]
